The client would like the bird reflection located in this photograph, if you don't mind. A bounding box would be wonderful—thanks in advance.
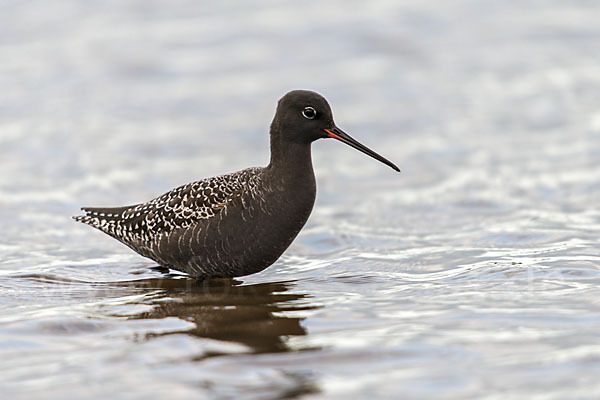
[122,276,318,354]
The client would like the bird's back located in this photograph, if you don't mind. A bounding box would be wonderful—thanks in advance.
[74,167,264,270]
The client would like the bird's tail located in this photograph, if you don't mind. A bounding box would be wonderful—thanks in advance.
[73,206,137,232]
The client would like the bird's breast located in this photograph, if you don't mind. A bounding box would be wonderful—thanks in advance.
[213,173,316,275]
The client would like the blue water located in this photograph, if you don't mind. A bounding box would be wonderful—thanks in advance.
[1,1,599,399]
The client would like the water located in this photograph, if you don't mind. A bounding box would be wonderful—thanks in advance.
[1,0,599,398]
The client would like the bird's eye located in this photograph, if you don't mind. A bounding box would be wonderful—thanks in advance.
[302,106,317,120]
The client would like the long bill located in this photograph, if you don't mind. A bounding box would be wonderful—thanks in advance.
[324,126,400,172]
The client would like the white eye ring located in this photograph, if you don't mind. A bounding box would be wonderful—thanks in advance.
[302,106,317,120]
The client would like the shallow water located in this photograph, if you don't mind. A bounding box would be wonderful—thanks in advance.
[1,0,600,399]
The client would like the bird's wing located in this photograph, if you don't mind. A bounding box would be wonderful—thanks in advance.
[73,167,262,243]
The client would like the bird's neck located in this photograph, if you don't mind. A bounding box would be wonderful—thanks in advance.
[266,133,315,187]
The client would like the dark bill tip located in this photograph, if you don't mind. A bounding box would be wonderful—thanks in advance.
[324,127,400,172]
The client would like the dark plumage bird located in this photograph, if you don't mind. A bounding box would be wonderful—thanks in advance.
[74,90,399,279]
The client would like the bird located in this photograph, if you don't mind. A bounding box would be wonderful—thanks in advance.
[74,90,400,279]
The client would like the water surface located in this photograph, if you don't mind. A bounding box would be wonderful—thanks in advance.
[1,1,599,399]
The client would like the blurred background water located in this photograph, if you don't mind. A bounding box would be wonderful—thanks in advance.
[1,0,599,399]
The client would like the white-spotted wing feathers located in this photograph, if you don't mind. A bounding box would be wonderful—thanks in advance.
[73,168,262,245]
